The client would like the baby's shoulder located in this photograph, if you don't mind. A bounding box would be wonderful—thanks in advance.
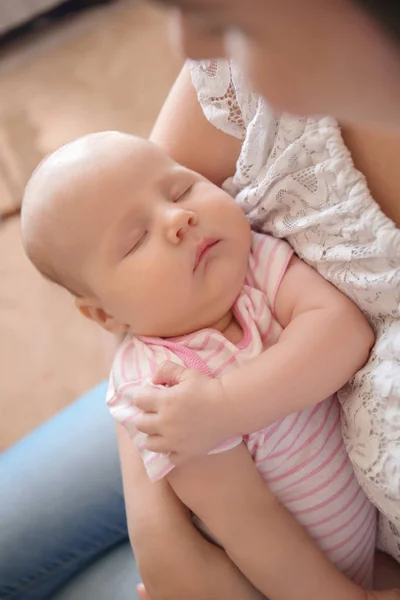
[111,335,163,385]
[247,232,294,305]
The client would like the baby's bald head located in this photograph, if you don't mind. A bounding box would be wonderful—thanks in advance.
[21,131,154,296]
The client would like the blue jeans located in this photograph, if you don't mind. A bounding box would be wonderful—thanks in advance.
[0,382,141,600]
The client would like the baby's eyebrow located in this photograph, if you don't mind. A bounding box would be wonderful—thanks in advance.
[157,166,189,192]
[155,174,176,199]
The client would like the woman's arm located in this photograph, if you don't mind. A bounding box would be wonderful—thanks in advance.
[167,443,371,600]
[120,423,400,600]
[149,62,242,185]
[117,424,263,600]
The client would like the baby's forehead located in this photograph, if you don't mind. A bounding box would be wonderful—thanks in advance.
[27,133,175,231]
[42,131,169,179]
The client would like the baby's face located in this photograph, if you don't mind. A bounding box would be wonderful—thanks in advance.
[78,137,251,337]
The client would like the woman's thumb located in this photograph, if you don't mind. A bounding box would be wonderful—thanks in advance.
[152,360,186,386]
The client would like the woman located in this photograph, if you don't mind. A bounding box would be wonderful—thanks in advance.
[1,0,400,598]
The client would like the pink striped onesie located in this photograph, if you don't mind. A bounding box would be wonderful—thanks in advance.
[107,232,376,587]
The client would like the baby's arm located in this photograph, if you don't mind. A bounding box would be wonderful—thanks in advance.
[218,255,374,435]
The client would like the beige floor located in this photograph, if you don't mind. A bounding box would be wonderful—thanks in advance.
[0,0,182,448]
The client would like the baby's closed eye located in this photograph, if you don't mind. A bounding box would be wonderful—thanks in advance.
[173,183,193,203]
[124,230,148,257]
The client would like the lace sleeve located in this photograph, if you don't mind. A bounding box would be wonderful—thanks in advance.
[189,59,281,198]
[189,59,257,140]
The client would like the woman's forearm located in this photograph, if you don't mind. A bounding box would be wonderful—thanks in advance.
[149,63,241,184]
[135,521,263,600]
[168,444,368,600]
[117,425,262,600]
[220,489,366,600]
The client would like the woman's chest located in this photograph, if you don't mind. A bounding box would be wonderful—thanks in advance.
[231,115,400,319]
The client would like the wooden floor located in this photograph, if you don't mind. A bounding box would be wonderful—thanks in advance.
[0,0,182,448]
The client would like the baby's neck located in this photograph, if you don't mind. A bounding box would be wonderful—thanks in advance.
[211,310,243,344]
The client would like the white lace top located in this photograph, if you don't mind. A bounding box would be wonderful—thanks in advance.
[190,59,400,561]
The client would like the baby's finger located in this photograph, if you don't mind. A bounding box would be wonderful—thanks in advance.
[134,390,159,412]
[133,413,160,435]
[153,361,187,386]
[146,434,173,454]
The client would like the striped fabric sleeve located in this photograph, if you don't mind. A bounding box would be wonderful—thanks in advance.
[249,232,294,310]
[107,338,242,482]
[106,339,180,482]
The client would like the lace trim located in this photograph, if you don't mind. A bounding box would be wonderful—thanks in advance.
[209,77,246,135]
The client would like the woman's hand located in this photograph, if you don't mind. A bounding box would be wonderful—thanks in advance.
[369,593,400,600]
[137,582,400,600]
[137,583,400,600]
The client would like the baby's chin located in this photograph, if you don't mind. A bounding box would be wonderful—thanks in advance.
[171,310,236,339]
[131,312,226,339]
[128,287,243,339]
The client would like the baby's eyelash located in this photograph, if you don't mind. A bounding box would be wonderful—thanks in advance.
[175,184,193,202]
[125,231,147,257]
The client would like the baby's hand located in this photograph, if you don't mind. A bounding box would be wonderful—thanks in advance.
[133,361,233,464]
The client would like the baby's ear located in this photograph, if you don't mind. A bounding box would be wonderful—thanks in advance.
[75,297,127,335]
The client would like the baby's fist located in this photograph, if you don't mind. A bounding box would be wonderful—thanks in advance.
[134,361,232,463]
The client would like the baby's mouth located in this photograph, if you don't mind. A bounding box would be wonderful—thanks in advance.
[194,238,220,271]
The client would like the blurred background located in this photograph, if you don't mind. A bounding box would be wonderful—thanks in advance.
[0,0,182,449]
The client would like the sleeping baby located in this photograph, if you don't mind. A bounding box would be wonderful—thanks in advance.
[21,131,378,600]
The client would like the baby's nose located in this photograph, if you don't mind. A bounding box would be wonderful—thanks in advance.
[166,209,197,242]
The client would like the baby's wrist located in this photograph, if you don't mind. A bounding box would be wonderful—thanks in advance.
[214,377,240,439]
